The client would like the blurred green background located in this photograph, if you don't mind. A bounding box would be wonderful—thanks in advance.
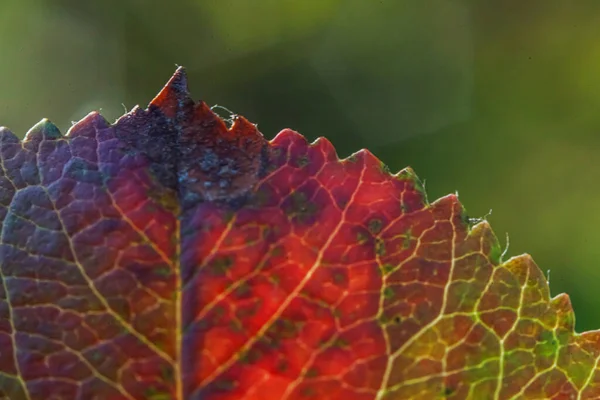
[1,0,600,331]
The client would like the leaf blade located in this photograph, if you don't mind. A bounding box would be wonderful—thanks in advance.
[1,68,599,400]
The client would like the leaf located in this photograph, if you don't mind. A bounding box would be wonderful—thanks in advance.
[0,68,599,400]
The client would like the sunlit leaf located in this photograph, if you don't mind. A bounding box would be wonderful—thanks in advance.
[1,68,599,400]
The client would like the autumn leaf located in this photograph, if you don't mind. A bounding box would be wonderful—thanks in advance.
[1,68,599,400]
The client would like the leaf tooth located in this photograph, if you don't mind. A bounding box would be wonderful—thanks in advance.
[394,166,428,204]
[193,101,228,131]
[0,126,19,145]
[271,128,308,147]
[66,111,110,138]
[578,328,600,342]
[551,293,576,332]
[429,192,459,208]
[503,254,553,306]
[464,219,503,265]
[351,147,381,169]
[22,118,62,152]
[227,115,261,139]
[310,136,338,162]
[395,166,418,179]
[25,118,62,140]
[503,253,534,275]
[115,105,150,129]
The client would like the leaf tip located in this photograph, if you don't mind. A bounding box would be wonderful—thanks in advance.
[149,67,192,118]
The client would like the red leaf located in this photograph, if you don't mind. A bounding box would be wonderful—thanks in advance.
[1,68,599,399]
